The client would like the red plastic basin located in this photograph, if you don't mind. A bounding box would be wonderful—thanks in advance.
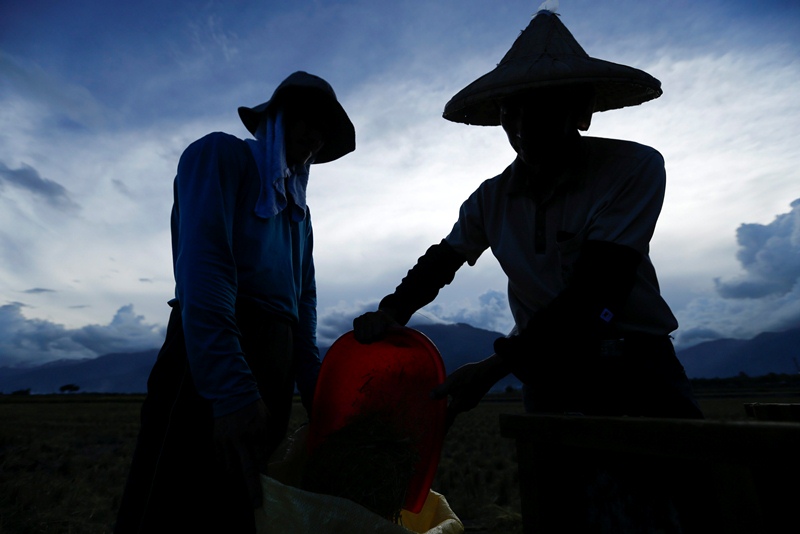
[307,327,447,513]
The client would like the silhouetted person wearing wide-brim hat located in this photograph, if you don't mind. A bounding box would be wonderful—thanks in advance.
[355,8,705,532]
[115,71,355,533]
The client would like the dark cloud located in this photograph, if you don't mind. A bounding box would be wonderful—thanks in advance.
[70,305,166,356]
[0,161,80,211]
[0,303,164,367]
[676,327,725,346]
[315,289,514,349]
[315,300,458,347]
[714,277,785,299]
[317,301,378,345]
[427,290,513,334]
[112,179,134,198]
[23,288,56,294]
[54,114,90,133]
[0,303,91,366]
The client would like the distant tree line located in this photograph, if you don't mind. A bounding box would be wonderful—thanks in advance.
[0,384,81,396]
[691,372,800,393]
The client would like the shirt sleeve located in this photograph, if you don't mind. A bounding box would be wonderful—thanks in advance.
[379,240,467,325]
[172,132,261,417]
[443,184,492,266]
[293,211,321,414]
[585,147,667,254]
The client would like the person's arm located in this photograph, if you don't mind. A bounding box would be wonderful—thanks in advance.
[173,133,269,507]
[353,239,467,343]
[355,176,496,343]
[432,352,511,428]
[173,133,261,416]
[293,212,321,416]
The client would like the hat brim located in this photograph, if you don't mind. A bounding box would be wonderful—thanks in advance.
[443,11,662,126]
[444,56,662,126]
[238,72,355,164]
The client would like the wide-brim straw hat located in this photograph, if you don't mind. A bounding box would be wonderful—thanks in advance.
[238,71,356,164]
[443,10,662,126]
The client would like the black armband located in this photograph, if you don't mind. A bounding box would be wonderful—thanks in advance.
[494,240,642,373]
[379,240,467,325]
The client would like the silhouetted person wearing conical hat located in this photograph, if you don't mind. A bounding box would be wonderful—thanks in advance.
[355,7,706,533]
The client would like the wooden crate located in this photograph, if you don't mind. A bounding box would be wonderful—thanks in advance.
[500,414,800,533]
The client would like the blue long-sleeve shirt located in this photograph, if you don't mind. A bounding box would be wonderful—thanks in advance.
[171,131,320,417]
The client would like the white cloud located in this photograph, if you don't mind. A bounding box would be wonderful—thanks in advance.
[583,45,800,325]
[716,202,800,299]
[425,290,514,335]
[69,304,166,356]
[0,51,227,329]
[675,199,800,347]
[1,0,800,365]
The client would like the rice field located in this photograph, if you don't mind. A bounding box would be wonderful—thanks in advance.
[0,391,793,533]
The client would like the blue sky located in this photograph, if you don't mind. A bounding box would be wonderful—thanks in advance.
[1,0,799,366]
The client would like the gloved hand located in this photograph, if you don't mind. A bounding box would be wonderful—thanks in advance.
[213,398,272,509]
[352,309,401,344]
[431,354,511,429]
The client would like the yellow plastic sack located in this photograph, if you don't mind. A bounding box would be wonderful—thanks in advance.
[256,476,463,534]
[399,491,464,534]
[261,426,463,533]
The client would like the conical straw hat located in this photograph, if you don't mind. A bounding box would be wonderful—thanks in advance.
[443,10,662,126]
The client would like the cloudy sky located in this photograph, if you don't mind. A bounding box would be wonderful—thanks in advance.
[1,0,799,367]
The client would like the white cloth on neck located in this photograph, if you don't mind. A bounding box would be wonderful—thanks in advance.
[245,110,309,222]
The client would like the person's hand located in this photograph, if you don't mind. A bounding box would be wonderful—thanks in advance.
[352,309,401,344]
[432,354,510,429]
[213,398,272,509]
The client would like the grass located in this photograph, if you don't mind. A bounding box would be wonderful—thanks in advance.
[430,402,526,533]
[0,390,796,533]
[0,396,140,534]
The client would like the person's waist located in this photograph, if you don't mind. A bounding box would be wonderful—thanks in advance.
[170,296,297,326]
[235,296,297,326]
[599,330,671,342]
[597,331,673,358]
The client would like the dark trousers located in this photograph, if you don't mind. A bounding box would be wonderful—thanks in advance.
[521,335,709,533]
[114,303,295,534]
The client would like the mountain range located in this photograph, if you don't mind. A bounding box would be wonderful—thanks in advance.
[1,324,798,395]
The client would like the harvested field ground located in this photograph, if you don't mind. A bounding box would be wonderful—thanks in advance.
[0,389,797,533]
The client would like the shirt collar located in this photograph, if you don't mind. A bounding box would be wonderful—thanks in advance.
[507,135,590,201]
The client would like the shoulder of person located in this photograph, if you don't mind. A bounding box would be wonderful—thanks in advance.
[474,162,516,193]
[583,136,664,167]
[184,131,249,156]
[176,132,253,189]
[581,137,666,199]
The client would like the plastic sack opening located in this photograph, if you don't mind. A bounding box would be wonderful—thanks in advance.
[257,475,464,534]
